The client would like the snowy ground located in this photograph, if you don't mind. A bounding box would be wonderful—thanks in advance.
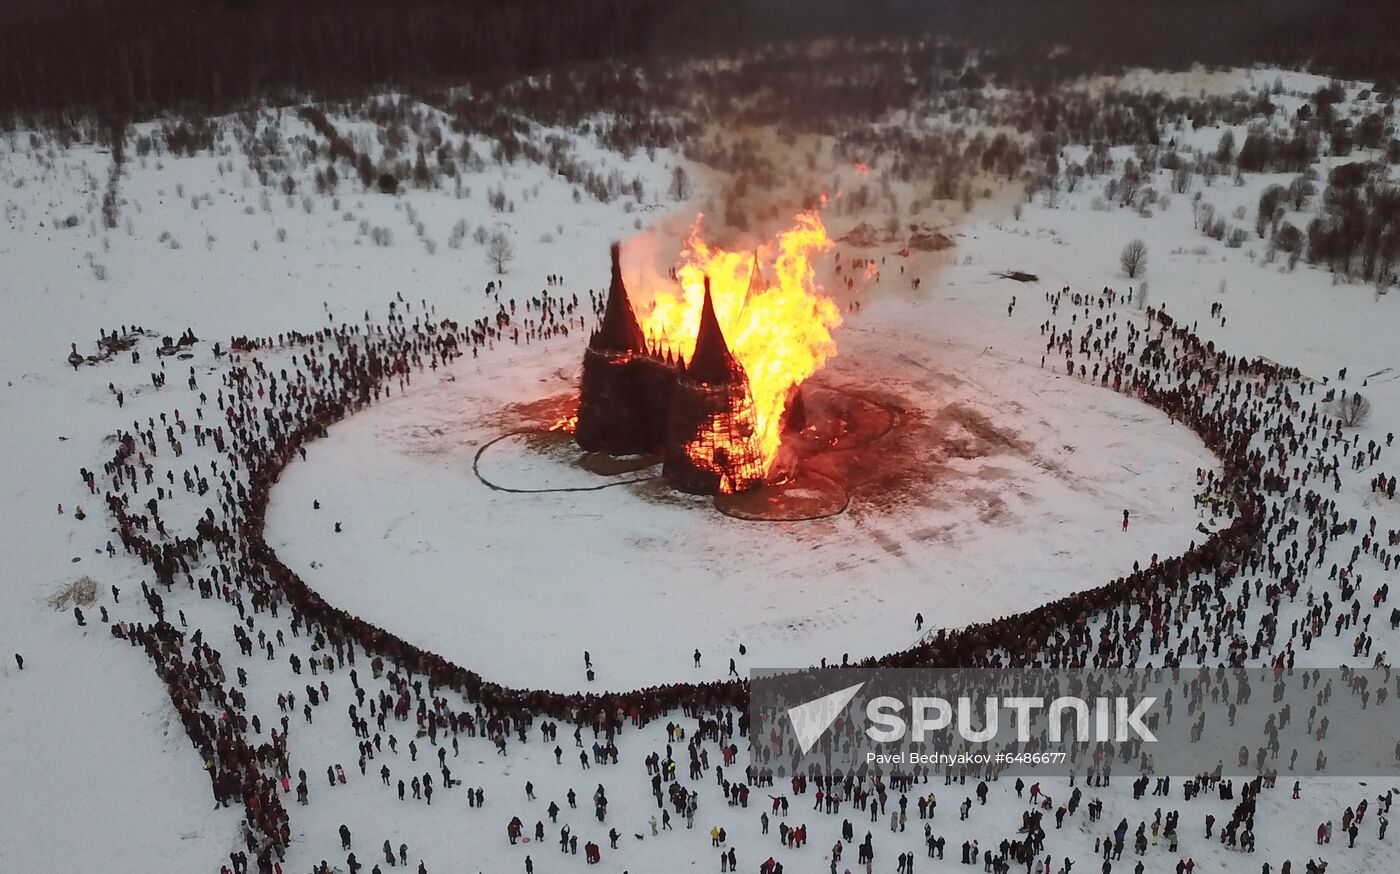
[264,261,1214,693]
[3,65,1400,874]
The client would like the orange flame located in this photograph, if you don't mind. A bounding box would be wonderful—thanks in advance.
[640,210,841,474]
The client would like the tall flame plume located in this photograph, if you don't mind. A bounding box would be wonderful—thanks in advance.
[640,210,842,473]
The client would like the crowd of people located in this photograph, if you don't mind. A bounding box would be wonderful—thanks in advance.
[62,260,1398,874]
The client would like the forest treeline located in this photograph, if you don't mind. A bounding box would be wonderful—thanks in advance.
[2,0,1399,122]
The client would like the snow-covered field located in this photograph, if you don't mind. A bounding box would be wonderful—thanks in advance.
[2,63,1399,874]
[264,264,1213,693]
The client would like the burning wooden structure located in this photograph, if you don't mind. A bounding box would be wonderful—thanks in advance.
[574,243,672,455]
[661,279,767,494]
[576,245,765,495]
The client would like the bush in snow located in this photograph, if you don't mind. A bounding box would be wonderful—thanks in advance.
[1120,239,1148,278]
[1329,392,1371,428]
[448,219,467,249]
[486,230,513,273]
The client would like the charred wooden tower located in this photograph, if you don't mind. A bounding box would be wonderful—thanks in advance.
[575,246,765,495]
[660,278,766,495]
[575,243,672,454]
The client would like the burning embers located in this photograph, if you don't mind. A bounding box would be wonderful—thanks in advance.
[576,213,842,495]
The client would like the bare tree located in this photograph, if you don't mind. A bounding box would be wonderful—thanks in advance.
[1330,392,1372,428]
[1064,163,1085,193]
[487,230,514,274]
[1116,161,1143,207]
[1120,239,1148,278]
[1256,184,1287,238]
[1215,129,1236,164]
[1171,165,1192,194]
[669,166,690,201]
[1288,176,1316,210]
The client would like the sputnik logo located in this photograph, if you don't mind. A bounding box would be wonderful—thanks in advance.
[788,682,865,754]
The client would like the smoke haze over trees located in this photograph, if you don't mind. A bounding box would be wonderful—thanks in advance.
[3,0,1400,121]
